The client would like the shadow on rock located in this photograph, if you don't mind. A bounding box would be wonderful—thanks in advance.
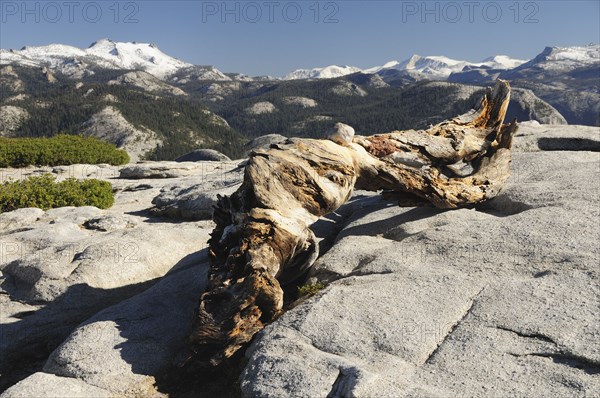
[40,250,215,397]
[0,250,208,394]
[538,137,600,152]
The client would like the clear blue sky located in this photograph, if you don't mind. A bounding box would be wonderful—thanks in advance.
[1,1,598,76]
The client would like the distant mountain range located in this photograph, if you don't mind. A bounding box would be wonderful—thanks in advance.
[2,39,597,82]
[286,54,528,80]
[1,39,598,162]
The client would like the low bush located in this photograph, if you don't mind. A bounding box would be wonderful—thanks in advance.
[0,174,114,213]
[0,135,130,167]
[298,282,326,296]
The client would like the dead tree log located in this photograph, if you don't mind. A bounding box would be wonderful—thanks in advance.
[189,80,517,366]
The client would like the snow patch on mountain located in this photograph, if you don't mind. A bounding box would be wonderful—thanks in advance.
[377,54,527,79]
[0,39,203,79]
[284,65,362,80]
[481,55,528,69]
[86,39,191,77]
[515,45,599,71]
[283,54,527,80]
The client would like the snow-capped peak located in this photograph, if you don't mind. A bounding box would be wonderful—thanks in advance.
[83,39,193,78]
[363,60,400,74]
[282,55,482,80]
[517,44,599,71]
[481,55,527,69]
[417,55,466,67]
[372,53,529,79]
[18,43,85,58]
[284,65,362,80]
[384,54,475,78]
[1,39,194,79]
[282,53,524,80]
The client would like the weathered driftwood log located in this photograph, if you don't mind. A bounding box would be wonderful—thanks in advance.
[189,80,517,366]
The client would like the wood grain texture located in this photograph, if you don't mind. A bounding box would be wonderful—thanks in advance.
[189,80,518,366]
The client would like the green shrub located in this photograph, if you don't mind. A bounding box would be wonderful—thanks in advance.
[0,174,114,213]
[0,135,130,168]
[298,282,326,296]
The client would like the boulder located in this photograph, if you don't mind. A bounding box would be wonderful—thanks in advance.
[150,161,244,220]
[175,149,231,162]
[326,123,355,146]
[151,181,241,220]
[244,134,288,155]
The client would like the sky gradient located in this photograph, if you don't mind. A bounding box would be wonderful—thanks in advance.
[1,0,599,76]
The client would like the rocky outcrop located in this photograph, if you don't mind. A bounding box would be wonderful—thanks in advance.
[0,206,212,383]
[246,101,277,115]
[330,81,368,96]
[0,105,29,136]
[281,96,318,108]
[0,161,223,394]
[422,82,568,125]
[200,82,242,101]
[508,88,568,125]
[109,71,187,96]
[119,161,239,179]
[170,65,232,83]
[1,122,599,397]
[346,73,390,88]
[80,106,162,162]
[200,109,230,128]
[0,65,24,93]
[41,67,57,84]
[43,262,209,397]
